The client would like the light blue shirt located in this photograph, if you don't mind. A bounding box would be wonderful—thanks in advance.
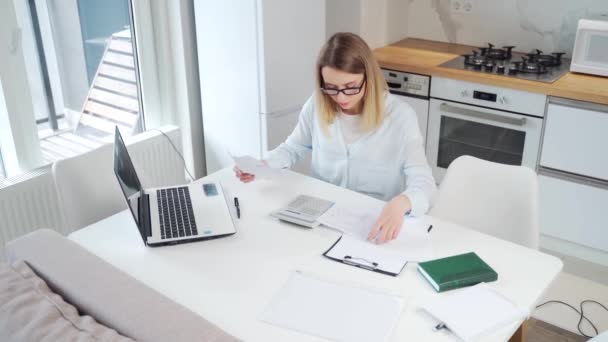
[265,93,437,216]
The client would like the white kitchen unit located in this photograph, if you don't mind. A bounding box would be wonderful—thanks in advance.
[194,0,325,174]
[381,68,430,146]
[427,77,545,182]
[538,97,608,264]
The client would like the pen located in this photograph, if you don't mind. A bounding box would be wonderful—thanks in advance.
[433,322,447,331]
[234,197,241,219]
[427,225,433,233]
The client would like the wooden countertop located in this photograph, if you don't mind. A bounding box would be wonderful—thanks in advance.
[374,38,608,105]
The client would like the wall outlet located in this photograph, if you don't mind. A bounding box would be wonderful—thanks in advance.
[451,0,474,14]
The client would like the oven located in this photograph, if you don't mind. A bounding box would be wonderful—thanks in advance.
[427,77,546,182]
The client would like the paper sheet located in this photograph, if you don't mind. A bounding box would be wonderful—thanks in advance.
[260,271,404,342]
[317,205,377,239]
[422,283,527,341]
[318,205,434,261]
[231,154,281,179]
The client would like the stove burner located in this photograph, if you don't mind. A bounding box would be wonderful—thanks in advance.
[511,56,548,74]
[462,51,487,67]
[525,49,565,67]
[477,43,515,60]
[444,42,571,83]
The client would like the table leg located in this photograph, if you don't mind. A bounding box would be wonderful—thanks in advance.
[509,320,528,342]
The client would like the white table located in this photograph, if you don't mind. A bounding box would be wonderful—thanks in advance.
[70,168,562,342]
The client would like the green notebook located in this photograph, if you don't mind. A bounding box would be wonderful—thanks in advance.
[417,252,498,292]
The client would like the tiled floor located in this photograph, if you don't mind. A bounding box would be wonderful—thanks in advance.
[532,271,608,341]
[527,318,588,342]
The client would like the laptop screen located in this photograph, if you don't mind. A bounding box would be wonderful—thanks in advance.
[113,127,143,229]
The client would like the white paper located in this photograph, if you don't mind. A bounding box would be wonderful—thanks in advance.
[422,284,527,341]
[326,235,409,275]
[318,204,434,261]
[317,205,377,239]
[384,216,433,262]
[261,271,404,342]
[231,154,281,179]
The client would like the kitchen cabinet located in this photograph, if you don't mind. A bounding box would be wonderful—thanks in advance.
[538,97,608,254]
[541,100,608,180]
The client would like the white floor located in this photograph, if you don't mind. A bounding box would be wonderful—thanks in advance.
[533,271,608,338]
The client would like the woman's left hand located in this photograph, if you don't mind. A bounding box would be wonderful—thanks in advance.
[367,195,412,244]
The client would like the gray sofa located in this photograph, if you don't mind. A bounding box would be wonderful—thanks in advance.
[1,229,239,342]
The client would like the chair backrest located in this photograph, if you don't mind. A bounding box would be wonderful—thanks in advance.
[430,156,539,249]
[52,143,126,233]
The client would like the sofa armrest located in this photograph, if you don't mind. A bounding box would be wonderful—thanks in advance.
[6,229,239,342]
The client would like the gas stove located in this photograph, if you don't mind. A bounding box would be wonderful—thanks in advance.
[440,43,571,83]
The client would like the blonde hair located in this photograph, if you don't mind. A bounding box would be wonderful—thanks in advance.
[314,32,386,133]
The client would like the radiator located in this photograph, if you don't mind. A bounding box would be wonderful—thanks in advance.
[128,127,187,188]
[0,126,185,260]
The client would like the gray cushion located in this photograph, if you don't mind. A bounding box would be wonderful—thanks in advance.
[0,260,133,342]
[6,229,239,342]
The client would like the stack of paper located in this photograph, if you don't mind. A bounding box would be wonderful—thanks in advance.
[421,283,528,341]
[261,271,404,342]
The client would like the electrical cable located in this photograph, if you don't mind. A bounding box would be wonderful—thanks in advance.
[148,129,195,182]
[535,299,608,338]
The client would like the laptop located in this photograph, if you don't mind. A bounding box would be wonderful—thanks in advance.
[113,128,236,246]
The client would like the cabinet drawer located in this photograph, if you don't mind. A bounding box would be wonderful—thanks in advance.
[540,102,608,181]
[539,174,608,252]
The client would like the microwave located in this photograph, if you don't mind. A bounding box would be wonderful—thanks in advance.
[571,19,608,77]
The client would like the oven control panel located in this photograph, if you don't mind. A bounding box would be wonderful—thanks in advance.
[382,68,430,98]
[431,76,547,117]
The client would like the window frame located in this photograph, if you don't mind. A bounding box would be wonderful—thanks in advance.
[1,0,204,180]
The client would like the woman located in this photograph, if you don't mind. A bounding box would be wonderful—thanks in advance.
[235,32,436,244]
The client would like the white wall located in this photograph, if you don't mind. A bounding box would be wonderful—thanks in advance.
[326,0,361,39]
[326,0,409,49]
[333,0,608,56]
[406,0,608,56]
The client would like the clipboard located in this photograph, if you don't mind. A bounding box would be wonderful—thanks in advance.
[322,235,409,277]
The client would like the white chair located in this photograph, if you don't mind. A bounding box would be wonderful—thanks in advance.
[52,143,126,234]
[430,155,539,249]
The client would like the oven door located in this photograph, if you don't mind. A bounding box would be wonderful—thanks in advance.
[426,99,543,183]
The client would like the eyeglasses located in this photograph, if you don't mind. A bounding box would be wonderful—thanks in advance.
[320,80,366,96]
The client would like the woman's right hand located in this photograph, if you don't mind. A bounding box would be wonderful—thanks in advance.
[234,166,256,183]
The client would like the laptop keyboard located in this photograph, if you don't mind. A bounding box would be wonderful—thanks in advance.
[157,187,197,239]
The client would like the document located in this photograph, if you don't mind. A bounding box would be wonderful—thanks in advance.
[230,154,281,179]
[421,283,527,341]
[317,205,377,239]
[260,271,404,342]
[318,204,433,261]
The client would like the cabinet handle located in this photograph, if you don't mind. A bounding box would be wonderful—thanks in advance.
[440,103,527,126]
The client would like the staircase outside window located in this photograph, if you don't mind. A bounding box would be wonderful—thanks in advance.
[0,0,143,180]
[38,28,142,164]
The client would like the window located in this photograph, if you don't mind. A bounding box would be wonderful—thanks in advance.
[0,0,143,179]
[0,150,5,180]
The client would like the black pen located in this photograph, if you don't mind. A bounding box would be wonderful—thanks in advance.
[234,197,241,219]
[427,225,433,233]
